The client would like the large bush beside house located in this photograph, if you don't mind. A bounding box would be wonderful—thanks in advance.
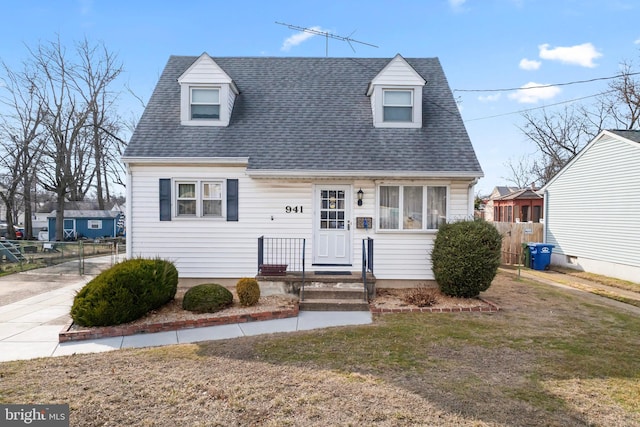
[182,283,233,313]
[431,219,502,298]
[71,258,178,327]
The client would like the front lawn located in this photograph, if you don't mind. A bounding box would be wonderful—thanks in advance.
[1,272,639,426]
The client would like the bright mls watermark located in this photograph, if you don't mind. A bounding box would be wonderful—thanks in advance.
[1,404,69,426]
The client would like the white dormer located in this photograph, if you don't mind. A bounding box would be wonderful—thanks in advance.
[367,54,426,128]
[178,53,239,127]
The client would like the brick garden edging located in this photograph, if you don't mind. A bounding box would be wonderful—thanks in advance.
[59,306,300,343]
[60,297,499,342]
[369,297,500,314]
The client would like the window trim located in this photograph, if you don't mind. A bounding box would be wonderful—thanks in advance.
[382,89,413,123]
[376,184,449,232]
[174,179,226,219]
[190,87,220,120]
[87,220,102,230]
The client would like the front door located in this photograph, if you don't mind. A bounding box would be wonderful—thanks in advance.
[313,185,352,265]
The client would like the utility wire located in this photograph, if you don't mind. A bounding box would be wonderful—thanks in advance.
[454,72,640,93]
[464,90,616,122]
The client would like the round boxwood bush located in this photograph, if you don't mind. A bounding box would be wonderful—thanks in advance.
[431,219,502,298]
[71,258,178,327]
[236,277,261,307]
[182,283,233,313]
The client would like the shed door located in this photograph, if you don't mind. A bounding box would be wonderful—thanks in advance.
[313,185,352,265]
[63,219,76,240]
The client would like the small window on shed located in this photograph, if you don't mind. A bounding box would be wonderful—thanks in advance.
[88,220,103,230]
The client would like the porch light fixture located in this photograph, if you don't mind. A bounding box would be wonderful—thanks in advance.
[357,188,364,206]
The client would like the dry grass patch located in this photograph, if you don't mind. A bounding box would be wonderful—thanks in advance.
[2,272,640,426]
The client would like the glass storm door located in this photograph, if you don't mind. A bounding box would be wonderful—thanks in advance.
[313,185,351,265]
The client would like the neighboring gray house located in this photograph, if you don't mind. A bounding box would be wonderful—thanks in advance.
[541,130,640,283]
[122,53,483,284]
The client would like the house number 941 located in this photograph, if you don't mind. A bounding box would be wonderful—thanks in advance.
[285,206,303,213]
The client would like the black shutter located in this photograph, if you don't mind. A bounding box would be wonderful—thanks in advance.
[159,179,171,221]
[227,179,238,221]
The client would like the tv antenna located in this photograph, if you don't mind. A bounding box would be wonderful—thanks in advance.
[276,21,378,56]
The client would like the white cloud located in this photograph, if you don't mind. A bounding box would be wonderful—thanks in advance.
[538,43,602,68]
[635,38,640,45]
[478,93,501,102]
[79,0,92,15]
[280,26,326,51]
[448,0,467,11]
[519,58,541,71]
[508,82,561,104]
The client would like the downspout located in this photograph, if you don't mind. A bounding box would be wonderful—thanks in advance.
[468,178,478,219]
[543,190,549,243]
[125,164,133,258]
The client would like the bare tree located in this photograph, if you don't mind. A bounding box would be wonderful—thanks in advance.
[605,61,640,129]
[9,37,127,241]
[519,106,594,185]
[503,155,536,189]
[75,38,124,209]
[0,60,46,239]
[519,60,640,185]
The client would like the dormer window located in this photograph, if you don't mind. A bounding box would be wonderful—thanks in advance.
[191,88,220,120]
[367,54,426,129]
[178,53,239,127]
[383,89,413,122]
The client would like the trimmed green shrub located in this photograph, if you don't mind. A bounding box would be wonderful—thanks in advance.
[182,283,233,313]
[236,277,261,307]
[431,219,502,298]
[71,258,178,327]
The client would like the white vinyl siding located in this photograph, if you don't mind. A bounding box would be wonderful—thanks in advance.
[128,166,474,281]
[545,134,640,271]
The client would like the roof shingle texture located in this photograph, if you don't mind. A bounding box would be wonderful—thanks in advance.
[124,56,483,175]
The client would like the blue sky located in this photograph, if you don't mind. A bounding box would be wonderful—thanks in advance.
[1,0,638,195]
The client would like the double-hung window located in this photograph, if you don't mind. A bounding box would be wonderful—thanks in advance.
[378,185,447,230]
[190,88,220,120]
[383,89,413,122]
[176,180,224,218]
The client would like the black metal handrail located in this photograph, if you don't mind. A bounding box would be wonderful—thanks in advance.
[361,237,374,301]
[257,236,306,296]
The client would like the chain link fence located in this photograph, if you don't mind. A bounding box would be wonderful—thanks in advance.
[0,239,125,275]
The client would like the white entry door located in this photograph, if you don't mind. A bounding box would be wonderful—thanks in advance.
[313,185,352,265]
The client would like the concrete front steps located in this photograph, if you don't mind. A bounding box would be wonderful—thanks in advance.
[300,285,370,312]
[256,271,375,311]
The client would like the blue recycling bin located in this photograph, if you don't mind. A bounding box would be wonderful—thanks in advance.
[527,243,555,270]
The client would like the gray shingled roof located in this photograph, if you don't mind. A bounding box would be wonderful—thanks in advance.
[124,56,483,176]
[48,210,120,219]
[609,129,640,143]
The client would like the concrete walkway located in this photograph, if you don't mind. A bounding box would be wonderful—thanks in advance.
[0,256,372,362]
